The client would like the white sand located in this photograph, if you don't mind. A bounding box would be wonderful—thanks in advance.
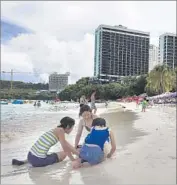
[1,102,176,184]
[99,102,176,184]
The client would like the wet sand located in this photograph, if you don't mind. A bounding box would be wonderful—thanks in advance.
[101,103,176,184]
[101,110,147,149]
[1,102,176,184]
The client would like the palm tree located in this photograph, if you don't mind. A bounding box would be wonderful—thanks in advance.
[171,67,177,91]
[146,64,173,94]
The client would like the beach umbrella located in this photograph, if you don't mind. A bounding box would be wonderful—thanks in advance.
[166,92,176,98]
[171,92,177,97]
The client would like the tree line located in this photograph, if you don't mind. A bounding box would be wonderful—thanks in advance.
[0,81,51,100]
[58,65,176,101]
[0,80,48,90]
[58,75,147,101]
[1,65,176,100]
[0,89,55,100]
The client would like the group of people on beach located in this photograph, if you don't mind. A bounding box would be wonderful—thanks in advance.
[12,90,116,169]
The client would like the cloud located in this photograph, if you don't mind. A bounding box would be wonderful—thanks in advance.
[1,45,33,72]
[1,1,176,83]
[2,32,94,83]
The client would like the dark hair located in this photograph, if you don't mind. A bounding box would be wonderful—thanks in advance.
[92,118,106,127]
[79,104,91,117]
[58,116,75,129]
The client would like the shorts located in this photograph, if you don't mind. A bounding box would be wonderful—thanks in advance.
[79,144,104,165]
[27,152,59,167]
[91,102,96,110]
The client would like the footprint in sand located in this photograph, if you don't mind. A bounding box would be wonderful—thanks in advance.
[168,156,176,160]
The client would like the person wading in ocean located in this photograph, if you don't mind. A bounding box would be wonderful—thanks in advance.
[90,90,97,114]
[79,95,87,108]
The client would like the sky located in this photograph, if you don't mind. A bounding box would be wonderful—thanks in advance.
[1,1,176,84]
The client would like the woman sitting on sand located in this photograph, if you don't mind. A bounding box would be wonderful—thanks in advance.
[12,117,79,167]
[73,118,116,168]
[75,105,98,148]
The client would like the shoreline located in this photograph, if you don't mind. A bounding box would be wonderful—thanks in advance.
[102,102,176,184]
[1,102,176,184]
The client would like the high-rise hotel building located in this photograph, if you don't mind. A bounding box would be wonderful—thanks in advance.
[159,33,177,69]
[149,44,159,72]
[94,25,150,81]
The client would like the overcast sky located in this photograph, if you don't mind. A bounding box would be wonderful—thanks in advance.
[1,1,176,83]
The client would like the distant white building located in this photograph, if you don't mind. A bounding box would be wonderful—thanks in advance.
[149,44,159,72]
[158,33,177,69]
[49,72,70,93]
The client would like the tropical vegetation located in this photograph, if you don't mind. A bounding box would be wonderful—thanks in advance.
[58,75,147,101]
[145,64,176,95]
[0,88,54,100]
[0,64,176,100]
[59,64,176,101]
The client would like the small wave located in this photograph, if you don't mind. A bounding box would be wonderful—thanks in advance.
[1,132,18,142]
[1,166,29,178]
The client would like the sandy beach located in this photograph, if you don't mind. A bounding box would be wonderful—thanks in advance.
[1,102,176,184]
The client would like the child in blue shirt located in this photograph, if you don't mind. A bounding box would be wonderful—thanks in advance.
[73,118,116,168]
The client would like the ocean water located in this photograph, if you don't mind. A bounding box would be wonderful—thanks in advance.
[1,102,81,142]
[1,102,83,178]
[1,102,78,121]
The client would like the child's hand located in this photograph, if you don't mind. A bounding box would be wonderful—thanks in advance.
[107,153,112,158]
[72,159,82,169]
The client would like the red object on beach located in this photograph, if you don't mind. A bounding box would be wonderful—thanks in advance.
[55,98,60,102]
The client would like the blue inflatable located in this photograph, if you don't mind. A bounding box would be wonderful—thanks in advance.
[12,100,24,104]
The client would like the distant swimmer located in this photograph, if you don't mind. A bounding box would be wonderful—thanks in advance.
[90,90,97,114]
[36,101,41,107]
[105,100,108,108]
[12,117,79,167]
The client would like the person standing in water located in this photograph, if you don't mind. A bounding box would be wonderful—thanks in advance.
[12,117,79,167]
[135,97,139,108]
[141,98,147,112]
[90,90,97,114]
[105,100,108,108]
[37,101,41,107]
[79,95,87,108]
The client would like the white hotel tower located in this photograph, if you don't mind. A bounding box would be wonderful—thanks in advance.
[149,44,159,72]
[158,33,177,69]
